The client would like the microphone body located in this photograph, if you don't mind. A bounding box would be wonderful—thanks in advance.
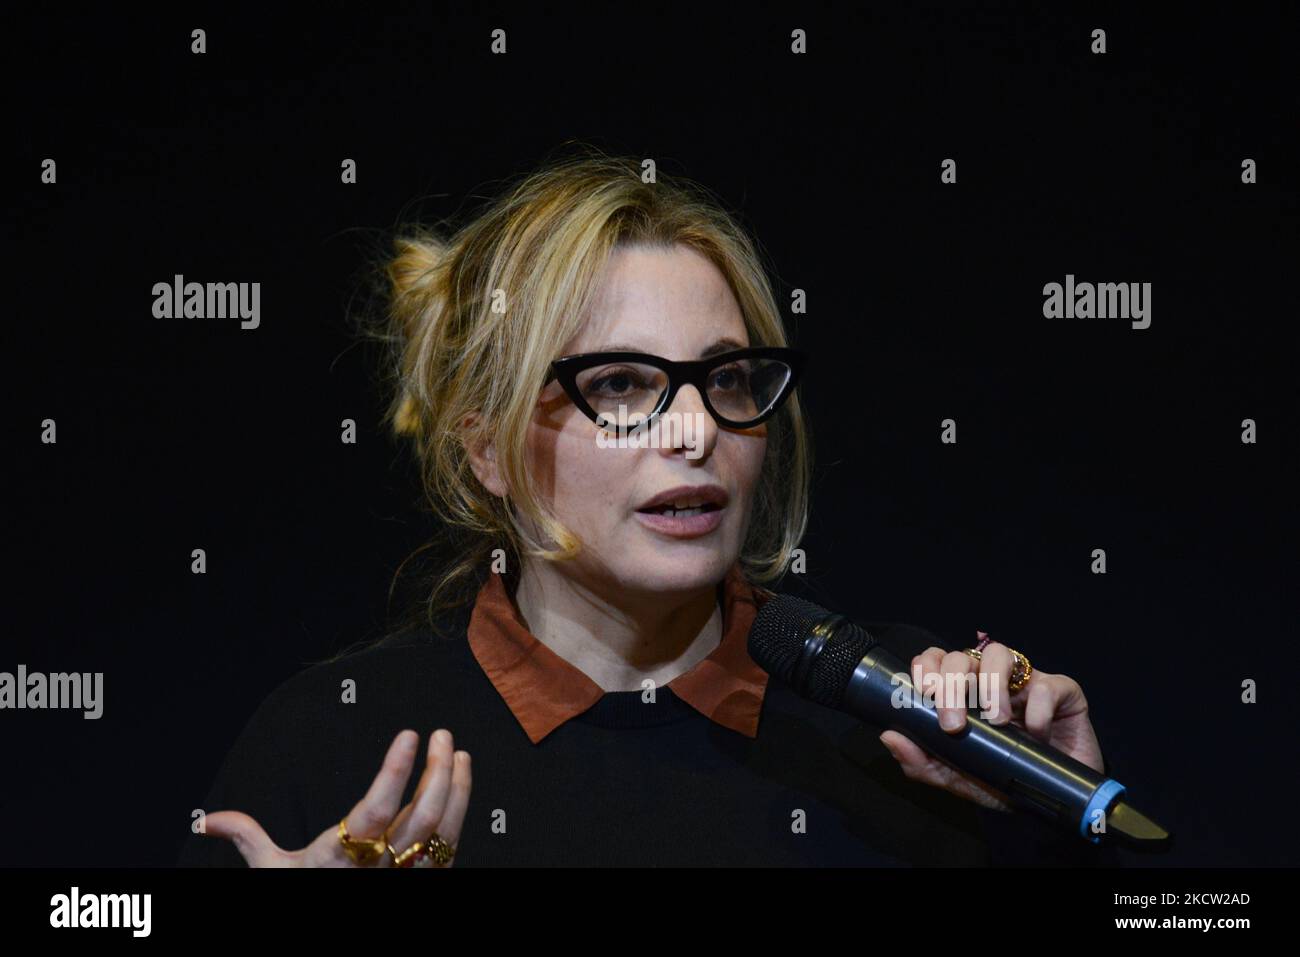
[844,632,1122,842]
[754,598,1137,844]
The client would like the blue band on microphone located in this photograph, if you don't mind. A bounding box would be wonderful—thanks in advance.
[1081,779,1125,843]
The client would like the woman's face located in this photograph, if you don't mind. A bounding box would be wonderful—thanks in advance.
[523,242,767,601]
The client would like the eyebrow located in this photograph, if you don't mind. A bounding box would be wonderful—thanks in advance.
[590,337,748,358]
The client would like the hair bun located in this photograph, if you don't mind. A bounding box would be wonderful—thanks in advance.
[389,235,446,300]
[385,232,450,439]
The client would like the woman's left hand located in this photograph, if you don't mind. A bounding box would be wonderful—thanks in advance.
[879,642,1104,811]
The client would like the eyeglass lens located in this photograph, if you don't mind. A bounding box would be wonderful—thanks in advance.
[573,355,794,425]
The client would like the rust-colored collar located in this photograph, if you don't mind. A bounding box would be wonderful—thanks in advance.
[467,564,772,744]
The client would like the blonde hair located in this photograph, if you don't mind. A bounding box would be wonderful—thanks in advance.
[357,143,811,640]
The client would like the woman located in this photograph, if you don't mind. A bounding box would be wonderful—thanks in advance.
[180,146,1114,867]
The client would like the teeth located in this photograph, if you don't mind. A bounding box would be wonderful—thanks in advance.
[641,496,723,515]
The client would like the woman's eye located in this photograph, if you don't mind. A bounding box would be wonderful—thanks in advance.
[710,366,749,391]
[588,369,646,395]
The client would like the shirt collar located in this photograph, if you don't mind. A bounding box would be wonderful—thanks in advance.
[467,564,773,744]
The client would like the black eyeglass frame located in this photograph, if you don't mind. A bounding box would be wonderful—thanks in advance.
[546,346,807,433]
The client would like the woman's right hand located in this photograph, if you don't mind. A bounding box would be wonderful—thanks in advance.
[201,728,471,867]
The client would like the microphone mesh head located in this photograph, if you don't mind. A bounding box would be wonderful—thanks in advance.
[749,594,878,707]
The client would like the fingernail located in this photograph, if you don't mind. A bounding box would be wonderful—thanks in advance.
[941,711,961,730]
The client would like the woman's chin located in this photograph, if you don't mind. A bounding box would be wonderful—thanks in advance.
[612,552,733,596]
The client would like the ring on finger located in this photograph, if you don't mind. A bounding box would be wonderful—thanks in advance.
[426,832,456,866]
[963,644,1032,696]
[385,831,429,869]
[384,830,458,868]
[1007,649,1033,692]
[337,818,387,867]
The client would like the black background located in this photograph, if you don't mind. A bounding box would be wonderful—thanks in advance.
[8,5,1296,867]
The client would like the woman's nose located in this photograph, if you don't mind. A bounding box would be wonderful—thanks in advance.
[659,384,718,457]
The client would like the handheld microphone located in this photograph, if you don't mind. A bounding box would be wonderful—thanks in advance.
[749,593,1171,846]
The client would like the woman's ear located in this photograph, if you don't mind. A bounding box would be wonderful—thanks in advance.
[462,412,508,498]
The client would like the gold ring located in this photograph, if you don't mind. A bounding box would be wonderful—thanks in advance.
[381,830,457,867]
[1007,648,1033,692]
[388,838,428,868]
[337,818,386,866]
[426,832,456,866]
[964,647,1033,692]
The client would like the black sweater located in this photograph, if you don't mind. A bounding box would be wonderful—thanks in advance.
[178,601,1122,867]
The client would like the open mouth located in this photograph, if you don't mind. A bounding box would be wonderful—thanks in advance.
[635,503,723,518]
